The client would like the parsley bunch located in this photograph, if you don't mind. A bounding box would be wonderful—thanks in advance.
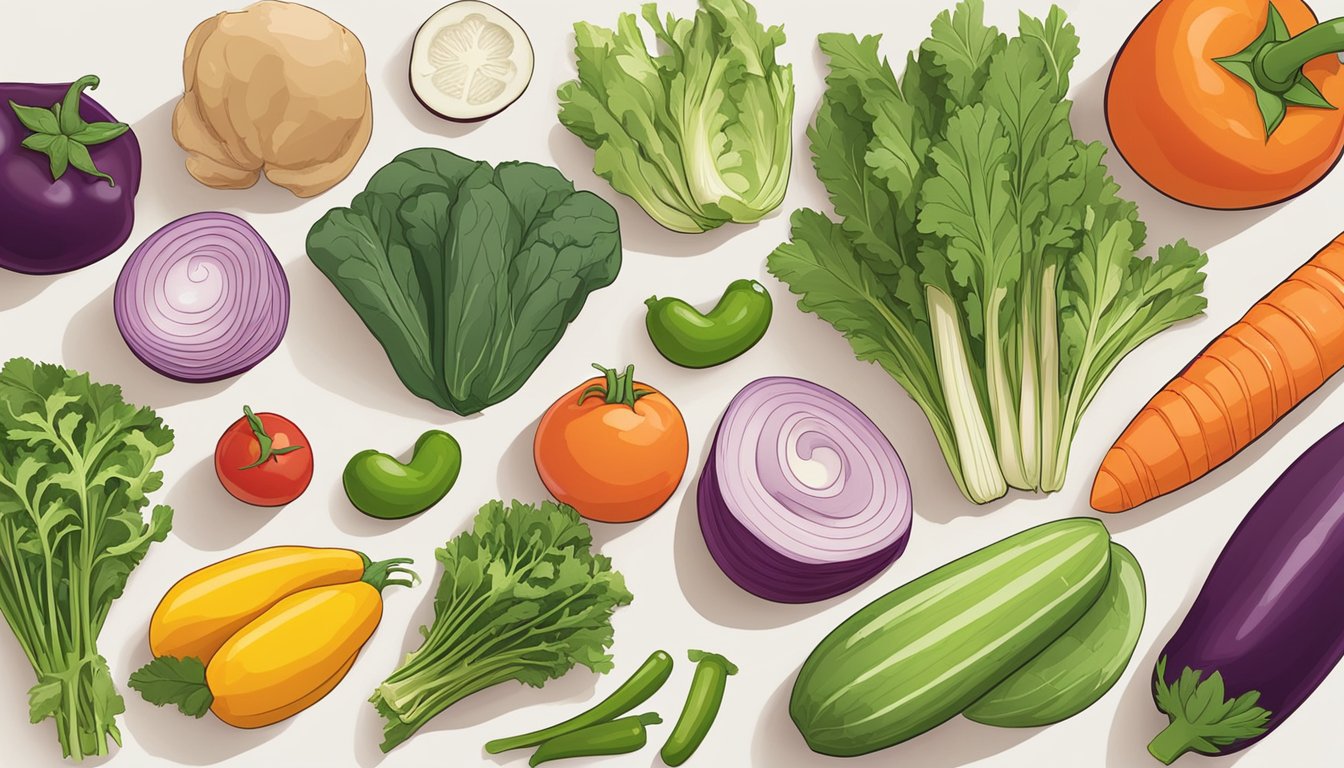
[0,359,173,759]
[371,500,632,751]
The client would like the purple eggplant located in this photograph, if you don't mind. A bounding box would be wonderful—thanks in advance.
[0,75,141,275]
[1148,422,1344,764]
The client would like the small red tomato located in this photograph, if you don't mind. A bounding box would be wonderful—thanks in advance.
[215,406,313,507]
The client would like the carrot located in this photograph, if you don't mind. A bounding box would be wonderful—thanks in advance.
[1092,231,1344,512]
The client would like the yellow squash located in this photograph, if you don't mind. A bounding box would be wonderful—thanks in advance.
[207,582,383,728]
[149,546,369,664]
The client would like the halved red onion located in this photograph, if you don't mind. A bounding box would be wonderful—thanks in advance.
[114,212,289,382]
[698,377,912,603]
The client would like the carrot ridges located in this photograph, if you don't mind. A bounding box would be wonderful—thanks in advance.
[1092,231,1344,512]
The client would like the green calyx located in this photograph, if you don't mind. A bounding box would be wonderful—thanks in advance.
[8,75,130,185]
[1215,4,1341,139]
[1148,657,1272,765]
[577,363,653,410]
[237,405,303,470]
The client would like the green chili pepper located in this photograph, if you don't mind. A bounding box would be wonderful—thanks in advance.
[486,650,675,754]
[645,279,772,368]
[529,712,662,766]
[660,650,738,766]
[341,430,462,520]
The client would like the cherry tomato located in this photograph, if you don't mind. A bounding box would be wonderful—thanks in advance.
[215,406,313,507]
[534,364,688,523]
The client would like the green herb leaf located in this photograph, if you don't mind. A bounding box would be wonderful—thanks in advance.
[68,121,130,145]
[27,678,63,724]
[370,499,633,751]
[9,101,60,134]
[128,657,213,718]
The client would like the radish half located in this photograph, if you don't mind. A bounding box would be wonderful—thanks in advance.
[410,1,533,122]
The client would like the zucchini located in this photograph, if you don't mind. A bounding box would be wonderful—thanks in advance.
[790,518,1112,757]
[965,542,1146,727]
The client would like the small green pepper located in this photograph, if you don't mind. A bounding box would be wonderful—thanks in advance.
[660,650,737,766]
[645,279,772,368]
[529,712,662,766]
[486,650,675,754]
[342,430,461,520]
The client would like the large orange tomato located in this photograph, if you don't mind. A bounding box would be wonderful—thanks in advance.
[534,364,688,523]
[1107,0,1344,209]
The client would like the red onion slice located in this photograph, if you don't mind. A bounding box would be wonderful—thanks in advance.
[698,377,912,603]
[114,212,289,382]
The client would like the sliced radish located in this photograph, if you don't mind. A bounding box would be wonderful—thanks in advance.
[410,1,534,122]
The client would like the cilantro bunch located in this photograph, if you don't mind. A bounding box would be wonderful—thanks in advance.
[371,500,633,751]
[0,358,173,759]
[769,1,1208,503]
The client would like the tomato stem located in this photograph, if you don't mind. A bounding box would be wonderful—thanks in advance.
[237,405,303,470]
[577,363,652,410]
[1259,17,1344,89]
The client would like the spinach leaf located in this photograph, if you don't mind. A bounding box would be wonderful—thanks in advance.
[307,149,622,415]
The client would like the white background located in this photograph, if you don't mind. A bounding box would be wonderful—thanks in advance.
[0,0,1339,765]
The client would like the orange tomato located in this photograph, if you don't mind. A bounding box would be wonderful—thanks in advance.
[1107,0,1344,209]
[534,364,688,523]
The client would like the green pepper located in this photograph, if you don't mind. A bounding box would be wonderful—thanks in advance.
[660,650,737,766]
[645,279,772,368]
[342,430,461,520]
[486,650,675,754]
[529,712,662,766]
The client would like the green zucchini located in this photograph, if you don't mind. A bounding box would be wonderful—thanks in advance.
[965,542,1146,727]
[789,518,1112,757]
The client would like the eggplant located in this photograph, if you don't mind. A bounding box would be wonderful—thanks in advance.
[0,75,141,275]
[1148,422,1344,764]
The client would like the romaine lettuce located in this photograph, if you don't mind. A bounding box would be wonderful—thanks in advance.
[558,0,794,233]
[306,148,622,415]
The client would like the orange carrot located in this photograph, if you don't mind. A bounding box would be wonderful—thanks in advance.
[1092,232,1344,512]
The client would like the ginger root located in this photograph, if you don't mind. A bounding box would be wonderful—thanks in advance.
[173,1,373,198]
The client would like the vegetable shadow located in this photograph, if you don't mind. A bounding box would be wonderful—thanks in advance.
[545,124,755,258]
[671,427,849,629]
[383,34,486,139]
[61,285,233,408]
[1104,581,1251,767]
[1085,374,1338,535]
[130,101,308,220]
[0,270,53,310]
[353,555,599,768]
[496,415,549,507]
[166,456,281,551]
[285,259,457,422]
[1069,60,1274,251]
[751,666,1040,768]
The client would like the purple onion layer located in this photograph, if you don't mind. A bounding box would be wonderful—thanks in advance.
[698,377,912,603]
[114,212,289,382]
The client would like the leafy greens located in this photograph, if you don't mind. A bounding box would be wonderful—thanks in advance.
[307,148,622,416]
[0,358,173,760]
[558,0,794,233]
[768,1,1208,504]
[371,499,633,752]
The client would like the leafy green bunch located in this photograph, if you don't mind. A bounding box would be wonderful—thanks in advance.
[371,500,633,751]
[0,358,173,759]
[559,0,794,233]
[769,1,1208,503]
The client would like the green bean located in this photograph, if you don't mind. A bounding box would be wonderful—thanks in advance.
[341,430,461,520]
[529,712,662,766]
[485,650,675,754]
[660,650,737,766]
[645,279,772,368]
